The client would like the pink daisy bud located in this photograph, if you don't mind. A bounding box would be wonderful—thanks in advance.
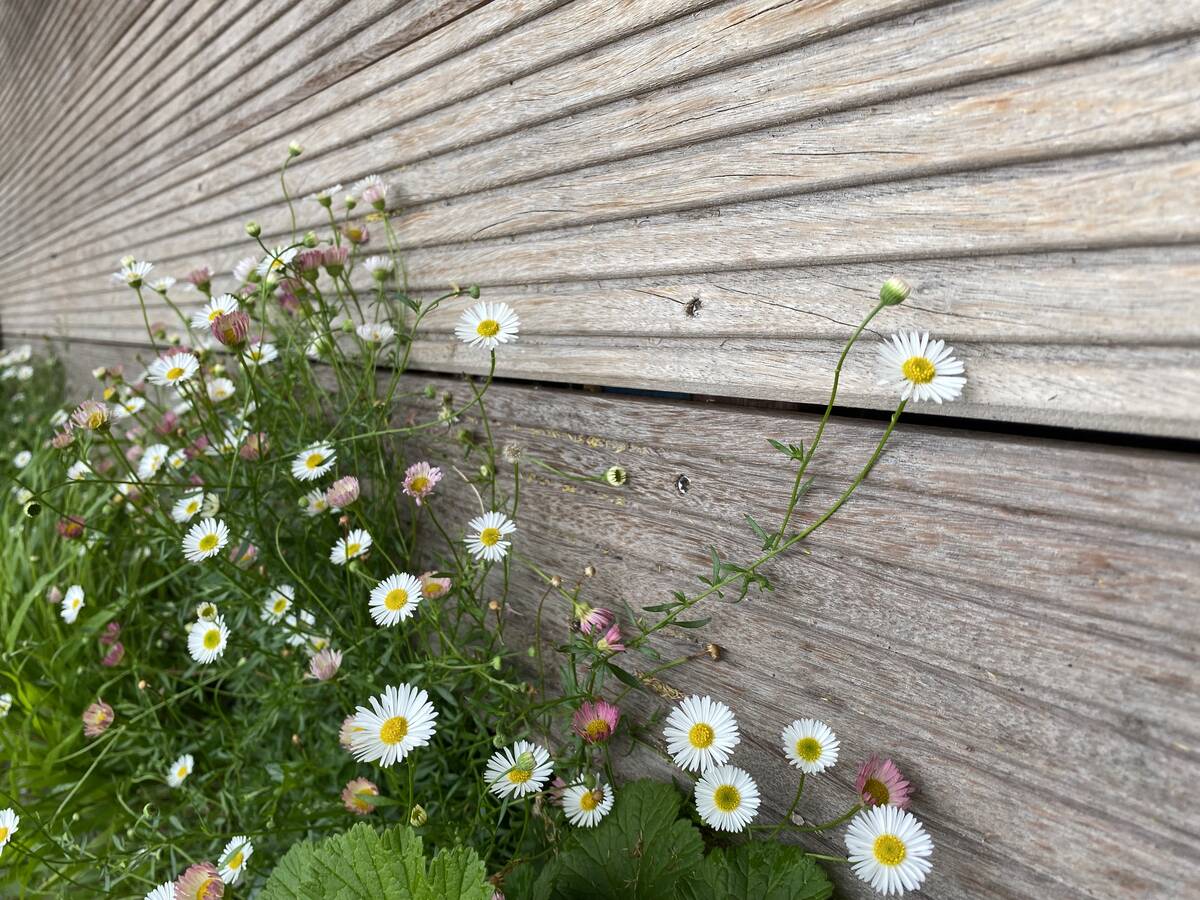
[341,777,379,815]
[572,699,620,743]
[101,642,125,667]
[228,540,258,567]
[187,435,210,459]
[297,249,324,274]
[361,181,388,209]
[175,861,224,899]
[46,585,63,604]
[211,310,250,347]
[339,714,359,751]
[51,428,75,449]
[595,622,625,654]
[401,462,441,506]
[239,432,269,461]
[855,755,912,809]
[323,245,349,275]
[185,266,214,293]
[156,410,179,435]
[100,622,122,646]
[325,475,360,508]
[56,516,85,540]
[418,572,452,599]
[578,606,614,636]
[308,648,343,682]
[82,699,114,738]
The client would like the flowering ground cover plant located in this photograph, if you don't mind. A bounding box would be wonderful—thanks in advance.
[0,148,965,898]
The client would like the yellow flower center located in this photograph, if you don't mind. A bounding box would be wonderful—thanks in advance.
[476,319,500,338]
[272,598,288,613]
[584,718,610,740]
[795,737,822,762]
[165,366,185,380]
[864,777,890,806]
[873,834,907,867]
[186,501,199,514]
[305,452,324,469]
[208,309,223,321]
[345,542,361,557]
[203,629,221,650]
[408,475,429,493]
[196,876,220,898]
[506,767,532,784]
[103,387,116,400]
[227,850,244,870]
[713,785,741,812]
[198,534,219,552]
[379,716,409,744]
[177,766,188,778]
[0,827,8,842]
[688,722,715,749]
[901,356,936,384]
[479,527,502,547]
[87,412,105,429]
[385,588,409,611]
[578,789,600,812]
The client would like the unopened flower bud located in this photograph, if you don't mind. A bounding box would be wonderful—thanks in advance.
[705,642,722,661]
[513,751,536,773]
[604,465,627,487]
[303,230,318,248]
[409,804,428,827]
[288,140,303,157]
[211,310,250,347]
[23,499,41,518]
[879,277,911,306]
[245,221,261,238]
[550,575,562,588]
[468,284,481,299]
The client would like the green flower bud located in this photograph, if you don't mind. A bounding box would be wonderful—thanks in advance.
[468,284,481,299]
[879,277,911,306]
[409,804,428,827]
[303,231,319,248]
[604,465,627,487]
[423,385,437,399]
[245,221,261,238]
[491,655,502,670]
[513,751,536,773]
[288,140,303,157]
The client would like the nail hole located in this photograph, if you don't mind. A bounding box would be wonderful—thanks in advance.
[675,474,690,494]
[685,297,702,317]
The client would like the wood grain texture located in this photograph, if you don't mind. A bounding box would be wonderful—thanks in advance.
[25,334,1200,898]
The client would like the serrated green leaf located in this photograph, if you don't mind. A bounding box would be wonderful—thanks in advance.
[678,842,833,900]
[260,838,317,899]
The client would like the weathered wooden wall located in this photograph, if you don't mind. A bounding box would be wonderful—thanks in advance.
[3,2,1199,897]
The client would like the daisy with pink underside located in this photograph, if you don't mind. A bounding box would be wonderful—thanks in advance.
[856,755,912,809]
[572,699,620,743]
[402,461,442,505]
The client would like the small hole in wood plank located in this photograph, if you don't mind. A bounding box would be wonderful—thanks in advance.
[675,474,690,494]
[685,297,702,317]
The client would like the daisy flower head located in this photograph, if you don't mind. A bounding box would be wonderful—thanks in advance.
[561,780,613,828]
[66,460,91,482]
[369,573,423,626]
[12,450,31,468]
[356,322,396,344]
[113,395,146,418]
[232,255,259,284]
[846,805,933,896]
[856,756,912,809]
[595,622,625,654]
[364,255,393,280]
[0,808,18,856]
[256,246,299,278]
[782,718,840,775]
[302,487,334,516]
[352,174,388,208]
[310,183,343,207]
[877,331,965,404]
[577,605,614,635]
[175,861,222,899]
[196,601,219,621]
[572,699,620,744]
[465,510,515,562]
[182,517,229,563]
[326,475,359,508]
[173,490,206,523]
[485,741,553,799]
[189,293,239,331]
[695,765,760,832]
[419,572,451,599]
[331,528,372,565]
[147,351,199,388]
[71,399,110,431]
[342,777,379,815]
[151,276,176,293]
[207,377,236,403]
[219,835,253,885]
[348,683,438,767]
[187,616,229,664]
[111,258,153,288]
[167,753,194,787]
[61,585,85,623]
[144,882,174,900]
[185,266,213,293]
[402,461,441,506]
[262,584,294,622]
[291,443,336,481]
[455,301,519,351]
[82,699,115,737]
[308,647,343,681]
[137,443,169,479]
[664,695,739,773]
[246,341,278,365]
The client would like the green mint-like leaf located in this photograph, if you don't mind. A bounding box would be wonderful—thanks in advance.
[678,842,834,900]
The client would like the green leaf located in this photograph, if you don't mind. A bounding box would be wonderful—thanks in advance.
[678,842,834,900]
[260,837,317,899]
[673,618,710,629]
[605,662,643,690]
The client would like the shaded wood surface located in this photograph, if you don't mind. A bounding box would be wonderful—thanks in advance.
[0,1,1198,435]
[31,335,1200,899]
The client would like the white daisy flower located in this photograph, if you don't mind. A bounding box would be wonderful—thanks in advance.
[66,460,91,482]
[112,259,153,287]
[50,408,69,427]
[246,341,278,365]
[167,449,187,470]
[330,528,372,566]
[846,805,934,896]
[262,584,294,623]
[219,835,254,885]
[12,450,31,468]
[187,615,229,664]
[356,322,395,344]
[368,573,423,626]
[181,517,229,563]
[348,683,438,767]
[150,276,176,293]
[61,585,85,623]
[0,808,19,855]
[291,443,336,481]
[352,174,387,205]
[695,765,760,832]
[283,609,317,647]
[256,246,299,278]
[302,487,334,516]
[664,695,740,773]
[207,377,235,403]
[113,396,146,419]
[309,183,343,205]
[0,693,12,717]
[144,883,174,900]
[464,511,516,562]
[232,255,259,284]
[363,255,393,279]
[195,601,219,621]
[137,443,169,480]
[147,352,199,387]
[781,718,840,775]
[189,294,240,331]
[167,753,194,787]
[561,781,613,828]
[455,301,519,350]
[877,331,966,404]
[485,740,553,799]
